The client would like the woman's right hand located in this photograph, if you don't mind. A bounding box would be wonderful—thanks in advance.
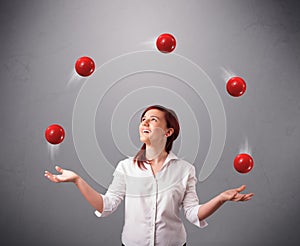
[44,166,79,183]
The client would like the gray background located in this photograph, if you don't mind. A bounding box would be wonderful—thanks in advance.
[1,0,300,245]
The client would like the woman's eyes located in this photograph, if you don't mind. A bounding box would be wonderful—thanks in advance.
[141,118,157,122]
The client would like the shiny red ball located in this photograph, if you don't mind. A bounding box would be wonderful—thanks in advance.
[45,124,65,145]
[156,33,176,53]
[226,77,246,97]
[75,56,95,77]
[234,153,254,174]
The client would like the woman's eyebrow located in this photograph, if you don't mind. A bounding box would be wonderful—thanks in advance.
[143,115,160,119]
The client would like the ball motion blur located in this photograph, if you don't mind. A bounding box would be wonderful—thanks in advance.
[226,76,246,97]
[156,33,176,53]
[75,56,95,77]
[45,124,65,145]
[234,153,254,173]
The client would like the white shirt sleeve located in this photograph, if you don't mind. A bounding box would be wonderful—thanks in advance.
[182,165,208,228]
[94,162,126,217]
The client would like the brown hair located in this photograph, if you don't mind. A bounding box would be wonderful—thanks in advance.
[133,105,180,170]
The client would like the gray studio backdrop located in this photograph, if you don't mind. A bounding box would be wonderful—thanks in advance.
[1,0,300,245]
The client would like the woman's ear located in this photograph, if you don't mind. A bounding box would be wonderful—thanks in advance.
[165,128,174,137]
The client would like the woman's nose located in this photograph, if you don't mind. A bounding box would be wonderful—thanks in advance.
[142,119,149,125]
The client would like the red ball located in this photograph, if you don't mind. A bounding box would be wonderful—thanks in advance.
[45,124,65,145]
[156,33,176,53]
[226,77,246,97]
[234,153,254,174]
[75,56,95,77]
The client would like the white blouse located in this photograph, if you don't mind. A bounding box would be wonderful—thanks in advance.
[94,151,207,246]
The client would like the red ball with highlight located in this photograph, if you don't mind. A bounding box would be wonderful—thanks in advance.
[75,56,95,77]
[156,33,176,53]
[234,153,254,173]
[45,124,65,145]
[226,76,246,97]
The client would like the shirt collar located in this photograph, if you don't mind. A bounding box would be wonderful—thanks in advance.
[144,151,178,167]
[165,151,178,162]
[161,151,178,168]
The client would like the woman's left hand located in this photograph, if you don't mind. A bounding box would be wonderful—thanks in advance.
[220,185,254,202]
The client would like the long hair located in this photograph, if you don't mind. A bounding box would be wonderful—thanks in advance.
[133,105,180,170]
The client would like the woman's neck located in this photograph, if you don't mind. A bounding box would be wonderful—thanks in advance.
[145,146,168,166]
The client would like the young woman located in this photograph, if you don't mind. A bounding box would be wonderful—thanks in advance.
[44,105,254,246]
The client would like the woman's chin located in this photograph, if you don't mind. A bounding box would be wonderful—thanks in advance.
[139,137,150,145]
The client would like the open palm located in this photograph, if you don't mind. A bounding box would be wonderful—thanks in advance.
[221,185,254,202]
[44,166,78,183]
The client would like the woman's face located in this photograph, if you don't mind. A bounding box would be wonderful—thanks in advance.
[139,109,173,145]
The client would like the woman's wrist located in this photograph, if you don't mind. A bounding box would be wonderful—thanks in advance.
[73,175,81,185]
[218,193,228,204]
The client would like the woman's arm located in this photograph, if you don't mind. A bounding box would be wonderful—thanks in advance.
[74,176,104,213]
[197,185,254,221]
[44,166,103,213]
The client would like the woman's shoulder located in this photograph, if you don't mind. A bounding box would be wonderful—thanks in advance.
[173,158,198,177]
[114,156,136,173]
[175,158,195,169]
[116,156,133,167]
